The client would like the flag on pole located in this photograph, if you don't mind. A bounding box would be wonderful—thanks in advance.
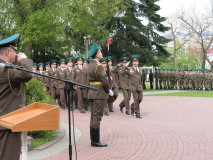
[107,38,112,45]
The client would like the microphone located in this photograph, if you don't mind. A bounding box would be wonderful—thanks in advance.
[0,63,21,69]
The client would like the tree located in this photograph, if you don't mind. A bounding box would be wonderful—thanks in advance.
[101,0,170,66]
[178,6,213,69]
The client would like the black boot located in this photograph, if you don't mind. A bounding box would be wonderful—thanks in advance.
[90,127,108,147]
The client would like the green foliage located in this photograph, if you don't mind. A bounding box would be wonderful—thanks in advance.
[25,78,55,105]
[25,78,56,148]
[28,130,57,148]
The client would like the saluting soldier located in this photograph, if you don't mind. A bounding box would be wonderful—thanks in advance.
[87,42,109,147]
[0,34,33,160]
[107,56,118,112]
[43,62,51,93]
[73,56,89,113]
[115,57,131,115]
[55,59,66,109]
[123,55,143,118]
[36,62,44,82]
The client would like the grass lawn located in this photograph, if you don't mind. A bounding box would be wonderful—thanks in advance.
[146,91,213,97]
[118,82,164,93]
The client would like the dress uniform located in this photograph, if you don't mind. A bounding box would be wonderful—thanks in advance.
[0,34,33,160]
[43,62,51,93]
[107,56,118,113]
[64,57,75,110]
[32,63,37,78]
[36,62,44,81]
[55,59,66,109]
[123,55,143,118]
[87,42,109,147]
[82,58,90,110]
[73,56,89,113]
[155,68,159,89]
[48,60,58,100]
[115,57,131,115]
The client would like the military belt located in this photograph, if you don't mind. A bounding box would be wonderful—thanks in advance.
[90,82,102,85]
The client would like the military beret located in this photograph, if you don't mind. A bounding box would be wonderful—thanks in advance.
[83,58,90,63]
[0,34,19,51]
[100,57,107,64]
[66,57,73,63]
[131,55,140,61]
[51,60,57,65]
[38,63,44,67]
[59,59,66,64]
[76,56,84,62]
[166,68,169,70]
[33,63,37,67]
[121,57,129,62]
[88,42,101,58]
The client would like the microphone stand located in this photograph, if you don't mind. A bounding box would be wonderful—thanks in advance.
[9,66,97,160]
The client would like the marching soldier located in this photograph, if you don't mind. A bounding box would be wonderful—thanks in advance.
[73,56,89,113]
[178,69,184,90]
[55,59,66,109]
[107,56,118,112]
[123,55,143,118]
[158,69,163,89]
[115,57,131,115]
[87,42,109,147]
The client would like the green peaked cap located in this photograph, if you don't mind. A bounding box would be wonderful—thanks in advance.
[121,57,129,62]
[76,56,84,62]
[107,56,113,61]
[59,59,66,64]
[45,62,50,66]
[0,34,19,51]
[88,42,100,58]
[51,60,57,64]
[83,58,90,63]
[66,57,73,63]
[33,63,37,67]
[37,63,44,67]
[100,57,107,63]
[131,55,140,61]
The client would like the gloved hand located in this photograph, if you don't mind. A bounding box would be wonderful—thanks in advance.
[109,89,114,96]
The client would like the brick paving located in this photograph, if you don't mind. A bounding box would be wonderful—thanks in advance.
[34,94,213,160]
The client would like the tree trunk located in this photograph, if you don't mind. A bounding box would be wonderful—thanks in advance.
[202,51,206,70]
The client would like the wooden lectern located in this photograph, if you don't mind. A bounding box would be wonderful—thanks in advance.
[0,102,60,160]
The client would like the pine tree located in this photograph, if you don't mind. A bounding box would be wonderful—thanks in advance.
[103,0,170,66]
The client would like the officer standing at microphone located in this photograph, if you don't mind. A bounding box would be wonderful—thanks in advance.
[0,34,33,160]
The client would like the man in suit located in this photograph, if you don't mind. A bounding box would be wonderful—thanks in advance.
[55,59,67,109]
[48,60,58,100]
[73,56,89,113]
[87,42,110,147]
[123,55,143,118]
[0,34,33,160]
[115,57,131,115]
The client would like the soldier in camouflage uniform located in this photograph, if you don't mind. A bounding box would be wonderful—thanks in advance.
[183,69,188,90]
[158,69,163,89]
[194,69,199,90]
[166,68,170,89]
[155,68,159,89]
[188,69,194,90]
[173,69,178,90]
[162,69,167,89]
[178,69,184,90]
[170,68,175,89]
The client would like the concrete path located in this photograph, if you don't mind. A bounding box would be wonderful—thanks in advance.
[27,90,213,160]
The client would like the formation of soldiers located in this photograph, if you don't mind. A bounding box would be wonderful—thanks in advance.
[32,55,143,118]
[153,68,213,91]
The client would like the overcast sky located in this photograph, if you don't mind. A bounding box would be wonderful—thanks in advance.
[156,0,211,17]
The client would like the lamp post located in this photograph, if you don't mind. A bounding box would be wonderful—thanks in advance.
[83,35,91,58]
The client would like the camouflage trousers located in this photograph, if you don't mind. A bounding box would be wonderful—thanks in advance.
[178,80,183,89]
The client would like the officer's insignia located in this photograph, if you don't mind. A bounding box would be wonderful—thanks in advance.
[101,70,106,75]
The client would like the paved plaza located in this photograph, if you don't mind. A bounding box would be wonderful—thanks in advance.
[28,91,213,160]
